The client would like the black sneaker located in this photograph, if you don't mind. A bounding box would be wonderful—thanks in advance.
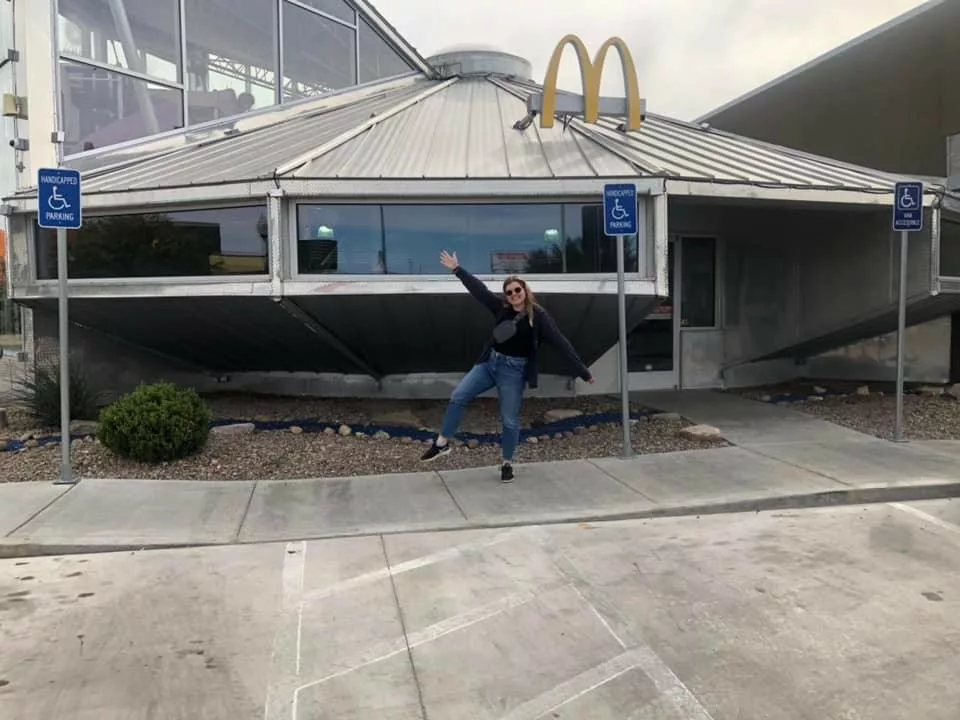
[500,463,514,483]
[420,441,452,462]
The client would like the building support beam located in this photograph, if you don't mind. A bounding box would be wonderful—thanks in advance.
[267,189,285,297]
[275,297,383,381]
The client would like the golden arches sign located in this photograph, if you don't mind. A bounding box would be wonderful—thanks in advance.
[539,34,643,131]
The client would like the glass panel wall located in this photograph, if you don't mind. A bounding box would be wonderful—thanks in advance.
[281,2,357,99]
[184,0,278,118]
[58,0,181,82]
[358,18,414,84]
[36,206,269,279]
[55,0,416,156]
[296,203,641,275]
[60,60,185,154]
[293,0,356,23]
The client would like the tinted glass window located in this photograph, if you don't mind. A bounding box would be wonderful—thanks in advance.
[184,0,278,118]
[358,18,414,84]
[36,206,269,279]
[382,204,563,275]
[282,1,356,99]
[295,203,645,275]
[58,0,180,82]
[296,205,384,274]
[563,204,639,273]
[60,60,184,154]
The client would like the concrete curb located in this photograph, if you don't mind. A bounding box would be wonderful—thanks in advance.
[2,480,958,558]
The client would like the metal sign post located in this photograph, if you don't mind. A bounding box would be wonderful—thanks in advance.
[891,180,924,443]
[603,183,638,458]
[37,167,82,484]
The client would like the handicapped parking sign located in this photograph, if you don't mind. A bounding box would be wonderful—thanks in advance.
[893,181,923,232]
[603,183,638,236]
[37,167,82,230]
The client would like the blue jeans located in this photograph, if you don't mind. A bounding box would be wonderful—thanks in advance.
[441,351,527,461]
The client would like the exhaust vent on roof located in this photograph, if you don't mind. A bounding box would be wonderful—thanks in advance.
[427,46,532,80]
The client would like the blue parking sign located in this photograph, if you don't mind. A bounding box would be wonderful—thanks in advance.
[38,168,82,230]
[603,183,637,236]
[893,181,923,232]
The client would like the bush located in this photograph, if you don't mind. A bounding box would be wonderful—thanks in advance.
[98,382,211,463]
[14,357,101,427]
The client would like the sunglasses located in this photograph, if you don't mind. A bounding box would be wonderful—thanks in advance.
[504,287,524,296]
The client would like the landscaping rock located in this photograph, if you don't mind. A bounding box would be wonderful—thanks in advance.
[323,427,336,436]
[651,412,682,422]
[760,395,772,403]
[947,384,960,399]
[24,439,39,449]
[543,409,582,423]
[813,386,828,395]
[856,385,870,396]
[70,420,99,436]
[338,425,352,436]
[290,426,304,435]
[679,424,723,441]
[212,422,255,436]
[918,385,945,396]
[374,431,390,440]
[467,439,480,449]
[526,437,539,445]
[807,396,824,402]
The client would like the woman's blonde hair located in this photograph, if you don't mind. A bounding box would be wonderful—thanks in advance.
[502,276,538,325]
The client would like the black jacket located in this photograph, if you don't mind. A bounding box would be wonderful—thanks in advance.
[453,266,592,388]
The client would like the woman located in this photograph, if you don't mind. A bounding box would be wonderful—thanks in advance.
[421,250,595,482]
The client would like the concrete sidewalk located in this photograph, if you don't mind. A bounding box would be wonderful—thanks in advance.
[4,435,960,554]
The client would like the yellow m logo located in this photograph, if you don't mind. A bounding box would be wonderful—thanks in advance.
[540,34,643,131]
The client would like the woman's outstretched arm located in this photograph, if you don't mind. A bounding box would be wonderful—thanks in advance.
[539,310,594,382]
[440,250,502,315]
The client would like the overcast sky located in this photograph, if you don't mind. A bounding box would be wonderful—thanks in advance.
[374,0,929,120]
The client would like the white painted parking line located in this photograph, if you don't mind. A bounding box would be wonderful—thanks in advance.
[890,503,960,537]
[293,580,570,700]
[300,526,537,605]
[263,541,306,720]
[498,650,642,720]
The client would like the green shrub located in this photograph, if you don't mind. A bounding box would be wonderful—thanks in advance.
[14,357,101,427]
[98,382,211,463]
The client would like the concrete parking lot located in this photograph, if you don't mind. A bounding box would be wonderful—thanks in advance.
[2,499,959,720]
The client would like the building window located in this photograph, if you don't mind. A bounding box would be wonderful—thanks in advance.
[184,0,279,118]
[562,204,640,273]
[281,1,357,100]
[54,0,416,156]
[293,0,356,24]
[358,18,414,83]
[680,237,717,327]
[36,206,269,280]
[58,0,181,83]
[296,205,383,274]
[59,60,185,155]
[295,203,642,275]
[939,219,960,277]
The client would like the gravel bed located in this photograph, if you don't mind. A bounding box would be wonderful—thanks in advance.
[735,379,960,440]
[0,394,728,483]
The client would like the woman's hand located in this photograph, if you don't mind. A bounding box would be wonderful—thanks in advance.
[440,250,459,271]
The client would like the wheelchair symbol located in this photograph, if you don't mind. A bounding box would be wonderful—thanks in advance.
[610,198,628,221]
[897,185,918,210]
[47,186,71,211]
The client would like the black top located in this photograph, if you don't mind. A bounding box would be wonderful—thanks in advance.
[493,310,534,358]
[452,266,592,388]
